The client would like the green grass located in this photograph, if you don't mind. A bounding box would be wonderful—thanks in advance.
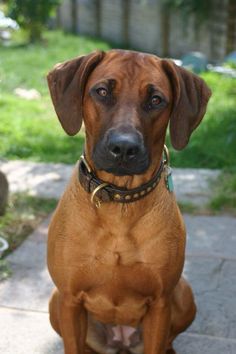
[0,30,236,170]
[209,172,236,214]
[178,201,199,214]
[0,30,111,163]
[0,30,111,94]
[167,72,236,169]
[0,93,84,162]
[0,259,11,281]
[0,193,57,257]
[0,193,57,280]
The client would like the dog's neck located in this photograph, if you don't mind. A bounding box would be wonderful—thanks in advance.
[83,144,164,190]
[74,143,174,226]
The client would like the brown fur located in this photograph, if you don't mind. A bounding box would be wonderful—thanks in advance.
[47,50,211,354]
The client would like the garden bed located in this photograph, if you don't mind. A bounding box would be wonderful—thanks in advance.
[0,193,57,280]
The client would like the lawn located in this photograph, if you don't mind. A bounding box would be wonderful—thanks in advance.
[1,30,236,170]
[168,71,236,170]
[0,30,111,163]
[0,193,57,280]
[0,194,57,256]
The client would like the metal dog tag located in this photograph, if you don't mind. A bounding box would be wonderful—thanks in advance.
[165,166,174,192]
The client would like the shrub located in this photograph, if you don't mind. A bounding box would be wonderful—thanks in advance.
[7,0,61,42]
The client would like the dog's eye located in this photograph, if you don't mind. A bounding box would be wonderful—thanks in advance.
[96,87,108,97]
[151,95,162,106]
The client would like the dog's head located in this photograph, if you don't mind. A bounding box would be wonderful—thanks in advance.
[47,50,211,176]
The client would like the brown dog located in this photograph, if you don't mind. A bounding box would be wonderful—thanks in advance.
[47,50,211,354]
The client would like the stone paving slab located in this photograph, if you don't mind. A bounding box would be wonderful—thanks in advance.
[0,307,63,354]
[184,257,236,339]
[0,217,52,313]
[0,160,72,200]
[1,306,236,354]
[184,215,236,339]
[175,333,236,354]
[0,160,220,206]
[1,212,236,353]
[173,168,220,206]
[185,215,236,259]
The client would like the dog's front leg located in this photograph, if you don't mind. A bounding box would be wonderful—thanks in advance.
[59,294,88,354]
[142,297,171,354]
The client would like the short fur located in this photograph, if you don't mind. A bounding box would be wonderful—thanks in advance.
[47,50,211,354]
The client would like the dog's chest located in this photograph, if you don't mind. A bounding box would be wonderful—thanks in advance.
[50,204,184,325]
[82,242,158,325]
[59,230,164,326]
[58,211,179,286]
[65,224,175,298]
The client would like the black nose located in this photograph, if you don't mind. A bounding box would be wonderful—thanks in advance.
[107,132,141,161]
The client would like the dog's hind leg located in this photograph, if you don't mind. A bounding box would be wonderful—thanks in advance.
[167,277,196,352]
[49,288,61,336]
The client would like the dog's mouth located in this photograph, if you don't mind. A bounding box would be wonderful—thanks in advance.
[92,148,150,176]
[99,161,149,176]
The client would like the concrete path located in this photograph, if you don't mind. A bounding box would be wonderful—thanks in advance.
[0,159,220,206]
[0,215,236,353]
[0,160,235,353]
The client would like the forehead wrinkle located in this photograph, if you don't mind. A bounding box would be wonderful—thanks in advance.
[89,61,142,89]
[88,51,170,94]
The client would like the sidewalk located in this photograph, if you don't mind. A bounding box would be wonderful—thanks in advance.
[0,159,220,206]
[0,160,235,354]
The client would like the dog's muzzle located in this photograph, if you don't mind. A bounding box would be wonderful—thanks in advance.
[92,129,150,176]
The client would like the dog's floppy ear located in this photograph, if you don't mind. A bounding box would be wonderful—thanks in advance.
[47,51,105,135]
[162,60,212,150]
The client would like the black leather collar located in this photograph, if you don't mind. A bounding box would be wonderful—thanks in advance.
[78,156,164,207]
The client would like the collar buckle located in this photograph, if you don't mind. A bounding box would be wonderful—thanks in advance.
[90,183,109,208]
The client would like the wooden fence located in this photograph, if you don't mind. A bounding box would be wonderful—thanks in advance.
[57,0,236,61]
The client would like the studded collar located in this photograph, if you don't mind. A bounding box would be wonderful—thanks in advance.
[78,154,166,208]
